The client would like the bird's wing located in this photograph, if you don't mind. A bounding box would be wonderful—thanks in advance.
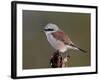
[52,31,87,53]
[52,31,73,45]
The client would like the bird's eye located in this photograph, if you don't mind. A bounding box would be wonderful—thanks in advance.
[44,28,54,31]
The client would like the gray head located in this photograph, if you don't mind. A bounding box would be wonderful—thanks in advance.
[44,23,60,34]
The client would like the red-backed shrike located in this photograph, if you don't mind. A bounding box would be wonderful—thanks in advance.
[44,23,86,53]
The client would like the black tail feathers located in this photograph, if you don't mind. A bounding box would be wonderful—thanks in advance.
[78,47,87,53]
[70,44,87,53]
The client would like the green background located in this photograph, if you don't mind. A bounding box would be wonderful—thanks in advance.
[23,10,90,69]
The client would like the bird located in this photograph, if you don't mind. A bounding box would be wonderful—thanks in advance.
[44,23,86,54]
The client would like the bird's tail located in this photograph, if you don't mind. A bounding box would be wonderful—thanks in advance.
[70,44,87,53]
[77,47,87,53]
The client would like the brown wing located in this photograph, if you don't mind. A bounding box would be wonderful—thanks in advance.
[52,31,73,45]
[52,31,87,53]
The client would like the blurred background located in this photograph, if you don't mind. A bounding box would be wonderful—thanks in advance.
[23,10,90,69]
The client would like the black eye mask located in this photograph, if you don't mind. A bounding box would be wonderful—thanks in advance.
[44,28,54,31]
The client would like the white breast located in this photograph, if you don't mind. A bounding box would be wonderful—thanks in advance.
[46,33,67,53]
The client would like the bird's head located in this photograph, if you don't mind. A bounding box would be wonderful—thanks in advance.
[44,23,60,34]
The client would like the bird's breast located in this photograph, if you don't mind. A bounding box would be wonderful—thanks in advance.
[46,33,67,53]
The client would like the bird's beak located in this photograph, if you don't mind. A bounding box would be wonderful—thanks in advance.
[44,29,47,31]
[43,28,46,33]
